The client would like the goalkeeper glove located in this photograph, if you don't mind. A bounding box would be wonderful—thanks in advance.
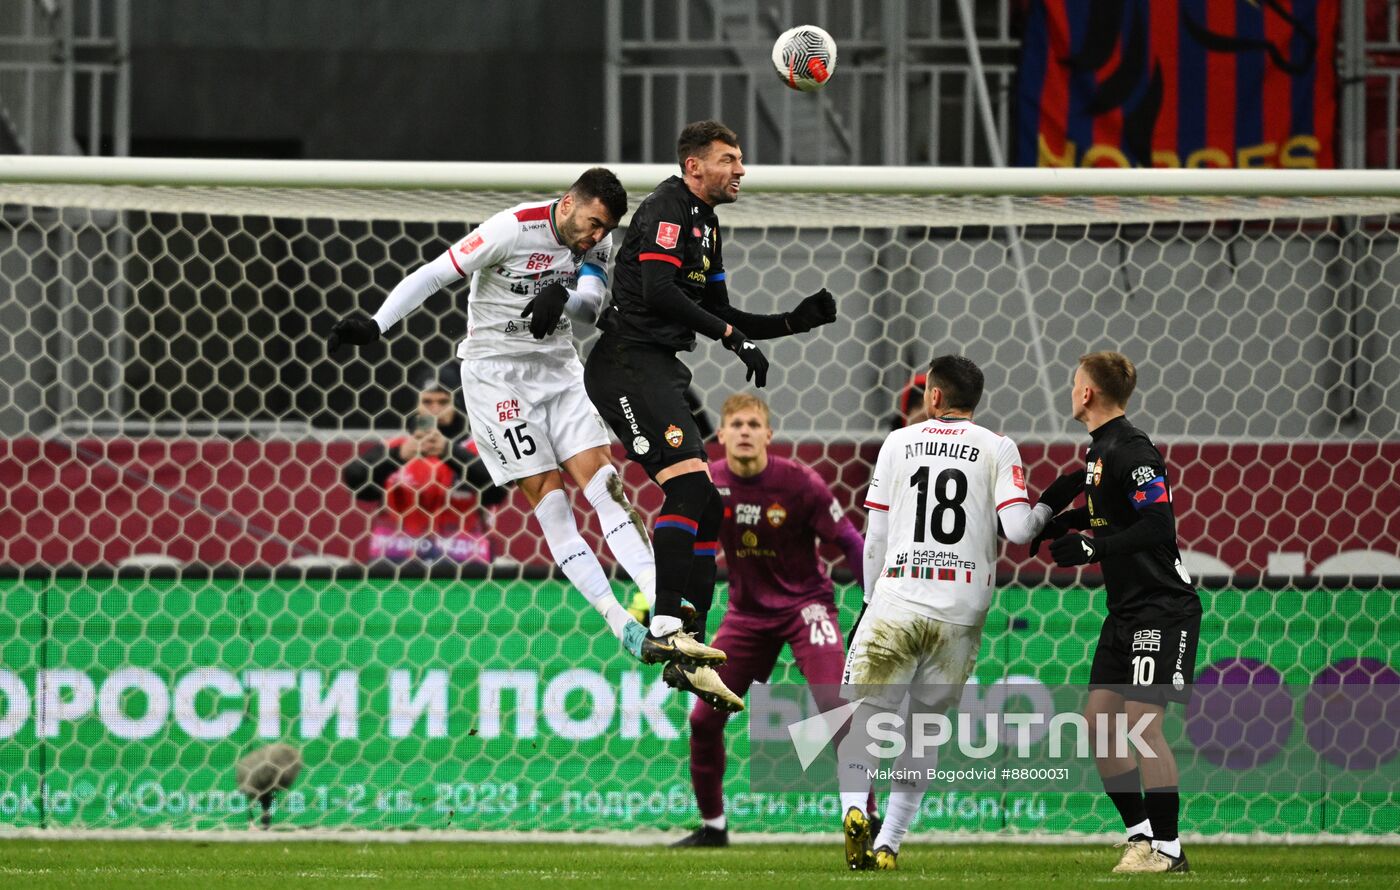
[1050,533,1098,567]
[327,311,381,354]
[721,327,769,388]
[785,287,838,333]
[520,281,570,339]
[1037,470,1085,513]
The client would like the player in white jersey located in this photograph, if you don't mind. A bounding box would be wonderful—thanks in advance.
[836,355,1057,871]
[325,169,733,691]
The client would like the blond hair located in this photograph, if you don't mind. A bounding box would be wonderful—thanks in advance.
[720,392,771,425]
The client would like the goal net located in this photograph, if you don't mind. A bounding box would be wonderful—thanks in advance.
[0,158,1397,838]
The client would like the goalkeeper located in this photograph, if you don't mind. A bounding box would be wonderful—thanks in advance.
[1034,351,1202,875]
[671,393,866,846]
[327,167,725,679]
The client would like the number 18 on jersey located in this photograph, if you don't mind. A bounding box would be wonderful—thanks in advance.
[864,419,1029,627]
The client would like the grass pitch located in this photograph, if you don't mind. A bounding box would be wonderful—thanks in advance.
[0,839,1395,889]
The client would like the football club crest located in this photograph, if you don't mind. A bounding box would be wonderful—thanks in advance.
[766,503,787,527]
[1092,458,1103,486]
[664,425,684,448]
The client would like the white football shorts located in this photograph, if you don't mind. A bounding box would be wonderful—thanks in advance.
[459,355,611,485]
[842,594,984,711]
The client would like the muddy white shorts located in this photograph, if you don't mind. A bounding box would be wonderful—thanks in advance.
[842,595,984,711]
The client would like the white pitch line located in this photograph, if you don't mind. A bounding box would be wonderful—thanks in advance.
[0,828,1396,846]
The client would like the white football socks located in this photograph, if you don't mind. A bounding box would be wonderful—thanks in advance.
[873,740,931,852]
[534,489,631,640]
[583,465,658,606]
[836,703,880,817]
[1126,818,1153,840]
[873,789,922,853]
[702,815,726,830]
[649,614,683,636]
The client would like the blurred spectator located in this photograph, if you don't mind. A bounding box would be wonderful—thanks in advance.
[891,370,930,429]
[342,373,508,564]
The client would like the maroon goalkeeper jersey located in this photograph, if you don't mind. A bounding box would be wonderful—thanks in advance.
[710,455,850,614]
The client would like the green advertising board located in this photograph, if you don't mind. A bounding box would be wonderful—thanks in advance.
[0,575,1394,836]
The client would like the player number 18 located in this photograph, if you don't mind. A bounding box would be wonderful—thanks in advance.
[910,466,968,545]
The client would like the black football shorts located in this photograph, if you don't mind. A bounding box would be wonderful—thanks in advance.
[584,334,705,478]
[1089,605,1202,706]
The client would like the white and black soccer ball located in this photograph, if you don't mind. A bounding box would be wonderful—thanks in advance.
[771,25,837,92]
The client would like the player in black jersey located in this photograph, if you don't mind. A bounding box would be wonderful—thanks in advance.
[1034,351,1201,875]
[584,120,838,708]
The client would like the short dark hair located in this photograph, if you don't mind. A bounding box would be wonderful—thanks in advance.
[926,355,985,413]
[1078,351,1137,406]
[569,167,627,222]
[414,366,457,395]
[677,120,740,171]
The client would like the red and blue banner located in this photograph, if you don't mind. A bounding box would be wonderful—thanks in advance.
[1016,0,1338,168]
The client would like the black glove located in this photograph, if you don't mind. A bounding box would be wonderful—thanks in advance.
[785,288,837,333]
[327,311,381,354]
[520,281,570,340]
[1037,470,1085,514]
[721,327,769,388]
[1029,518,1068,559]
[1050,533,1098,567]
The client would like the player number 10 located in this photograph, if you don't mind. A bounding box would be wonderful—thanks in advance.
[1131,655,1155,686]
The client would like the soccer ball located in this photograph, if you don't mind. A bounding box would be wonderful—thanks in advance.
[771,25,837,92]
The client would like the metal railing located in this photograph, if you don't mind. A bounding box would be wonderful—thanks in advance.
[0,2,1395,168]
[607,0,1400,170]
[0,0,129,156]
[1342,0,1400,169]
[603,0,1019,166]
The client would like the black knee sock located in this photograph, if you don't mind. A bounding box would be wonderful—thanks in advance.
[1102,767,1149,833]
[682,486,723,640]
[652,472,716,624]
[1143,786,1180,842]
